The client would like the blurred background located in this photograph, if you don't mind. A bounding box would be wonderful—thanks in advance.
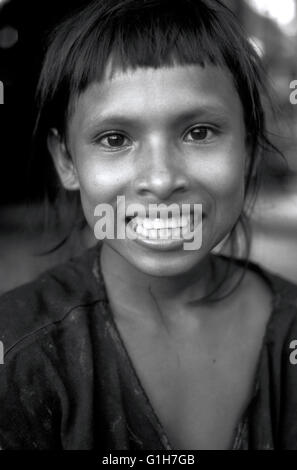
[0,0,296,295]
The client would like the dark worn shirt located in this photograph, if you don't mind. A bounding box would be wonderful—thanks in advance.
[0,244,296,450]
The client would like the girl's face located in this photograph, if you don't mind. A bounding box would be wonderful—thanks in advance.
[50,64,248,277]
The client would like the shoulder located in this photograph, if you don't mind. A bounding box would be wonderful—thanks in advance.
[252,266,297,449]
[242,259,297,348]
[0,244,105,355]
[228,256,297,335]
[257,265,297,336]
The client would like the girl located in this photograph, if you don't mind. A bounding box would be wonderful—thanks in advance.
[0,0,296,450]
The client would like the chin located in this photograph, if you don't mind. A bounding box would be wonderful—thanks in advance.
[123,248,208,278]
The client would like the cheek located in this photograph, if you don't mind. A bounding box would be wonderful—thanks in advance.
[74,157,126,228]
[192,145,246,217]
[210,152,246,221]
[214,163,245,202]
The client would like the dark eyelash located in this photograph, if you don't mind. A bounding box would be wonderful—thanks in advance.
[92,131,127,144]
[188,125,216,133]
[183,124,219,140]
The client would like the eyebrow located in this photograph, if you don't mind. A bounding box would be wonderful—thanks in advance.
[85,104,231,134]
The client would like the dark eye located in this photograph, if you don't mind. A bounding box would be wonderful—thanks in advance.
[184,126,214,143]
[98,133,131,149]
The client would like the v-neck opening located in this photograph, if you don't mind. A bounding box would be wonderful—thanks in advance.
[101,298,174,449]
[94,245,284,450]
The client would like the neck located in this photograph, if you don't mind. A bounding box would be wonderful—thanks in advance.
[100,243,222,330]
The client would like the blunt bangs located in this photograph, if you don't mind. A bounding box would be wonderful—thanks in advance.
[35,0,264,143]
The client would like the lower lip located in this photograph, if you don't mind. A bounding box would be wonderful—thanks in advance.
[125,217,203,252]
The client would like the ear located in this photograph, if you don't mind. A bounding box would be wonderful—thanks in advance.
[47,128,80,190]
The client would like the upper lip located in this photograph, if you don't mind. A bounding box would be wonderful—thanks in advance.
[125,203,199,219]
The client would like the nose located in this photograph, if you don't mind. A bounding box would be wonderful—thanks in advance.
[133,142,190,201]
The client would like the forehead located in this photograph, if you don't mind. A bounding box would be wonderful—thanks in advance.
[68,65,244,132]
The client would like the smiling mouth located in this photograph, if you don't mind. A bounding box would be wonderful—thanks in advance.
[125,212,203,241]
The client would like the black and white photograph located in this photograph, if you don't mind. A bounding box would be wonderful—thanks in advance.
[0,0,296,456]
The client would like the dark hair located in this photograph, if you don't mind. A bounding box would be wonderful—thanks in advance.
[32,0,280,299]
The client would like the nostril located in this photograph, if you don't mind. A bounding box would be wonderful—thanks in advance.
[176,183,188,193]
[135,174,189,199]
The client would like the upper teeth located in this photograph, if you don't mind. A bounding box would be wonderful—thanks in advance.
[131,216,190,229]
